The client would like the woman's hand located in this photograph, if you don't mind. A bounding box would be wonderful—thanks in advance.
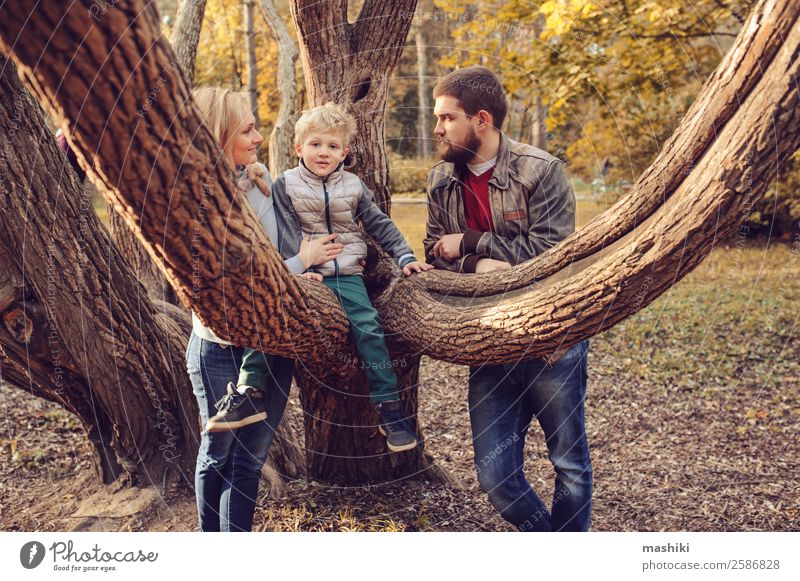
[299,234,344,269]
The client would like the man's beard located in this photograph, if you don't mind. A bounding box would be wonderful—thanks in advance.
[437,127,481,166]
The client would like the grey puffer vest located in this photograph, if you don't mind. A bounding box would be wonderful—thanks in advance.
[284,162,369,276]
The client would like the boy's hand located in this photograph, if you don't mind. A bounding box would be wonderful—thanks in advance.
[299,234,343,269]
[474,258,511,273]
[300,272,323,282]
[432,233,464,261]
[402,261,434,276]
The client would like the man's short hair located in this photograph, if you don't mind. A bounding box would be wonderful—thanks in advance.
[294,102,357,146]
[433,66,508,130]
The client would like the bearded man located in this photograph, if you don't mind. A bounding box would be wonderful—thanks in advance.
[424,66,592,532]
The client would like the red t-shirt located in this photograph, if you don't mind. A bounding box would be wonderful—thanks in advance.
[462,167,494,233]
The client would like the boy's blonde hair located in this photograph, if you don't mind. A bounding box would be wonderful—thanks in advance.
[192,86,268,194]
[294,102,357,146]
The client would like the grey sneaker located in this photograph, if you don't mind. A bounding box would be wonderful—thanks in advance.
[206,382,268,433]
[376,400,418,452]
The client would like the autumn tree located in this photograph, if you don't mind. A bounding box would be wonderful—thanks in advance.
[0,0,799,493]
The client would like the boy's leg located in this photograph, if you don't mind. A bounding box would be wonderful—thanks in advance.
[205,347,272,433]
[322,275,399,404]
[238,348,273,392]
[322,275,417,452]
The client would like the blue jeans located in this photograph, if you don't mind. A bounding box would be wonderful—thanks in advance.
[185,331,293,532]
[469,340,592,532]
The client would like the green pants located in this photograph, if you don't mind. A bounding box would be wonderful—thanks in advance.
[238,349,295,394]
[323,274,399,404]
[238,275,398,404]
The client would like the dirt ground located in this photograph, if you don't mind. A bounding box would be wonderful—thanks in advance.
[1,350,797,532]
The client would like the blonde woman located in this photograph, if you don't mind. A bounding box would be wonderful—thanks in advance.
[185,88,341,532]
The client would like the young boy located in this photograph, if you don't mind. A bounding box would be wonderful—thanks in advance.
[207,103,433,452]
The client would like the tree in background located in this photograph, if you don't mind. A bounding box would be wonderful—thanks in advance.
[188,0,281,136]
[261,0,301,176]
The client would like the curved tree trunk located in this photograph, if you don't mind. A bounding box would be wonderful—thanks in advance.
[261,0,300,177]
[112,0,207,305]
[1,0,798,485]
[0,56,198,488]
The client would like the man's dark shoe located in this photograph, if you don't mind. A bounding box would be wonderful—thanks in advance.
[376,400,418,452]
[206,382,268,433]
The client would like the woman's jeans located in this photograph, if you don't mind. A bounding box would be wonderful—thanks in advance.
[469,340,592,532]
[185,331,293,532]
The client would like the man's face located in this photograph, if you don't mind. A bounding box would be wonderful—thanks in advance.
[433,95,482,165]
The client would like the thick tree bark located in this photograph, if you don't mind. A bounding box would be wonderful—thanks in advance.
[1,0,797,484]
[0,2,351,360]
[289,0,418,211]
[62,2,304,489]
[107,210,180,304]
[170,0,209,86]
[0,244,126,483]
[109,0,211,304]
[0,56,198,487]
[261,0,300,177]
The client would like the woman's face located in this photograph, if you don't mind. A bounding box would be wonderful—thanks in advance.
[229,111,263,166]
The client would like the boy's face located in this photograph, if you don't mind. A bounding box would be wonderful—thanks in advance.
[295,129,349,177]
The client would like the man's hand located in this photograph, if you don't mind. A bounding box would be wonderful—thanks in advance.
[474,258,511,273]
[402,261,435,276]
[300,271,323,282]
[432,233,464,262]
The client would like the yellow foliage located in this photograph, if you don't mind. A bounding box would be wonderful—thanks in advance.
[193,0,281,132]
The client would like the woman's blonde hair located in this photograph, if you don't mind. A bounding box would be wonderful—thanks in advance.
[192,86,268,195]
[294,102,357,146]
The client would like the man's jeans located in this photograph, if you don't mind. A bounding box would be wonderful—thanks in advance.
[469,340,591,532]
[185,331,293,532]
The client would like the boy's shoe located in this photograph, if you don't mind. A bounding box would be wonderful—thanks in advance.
[206,383,268,433]
[376,400,418,452]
